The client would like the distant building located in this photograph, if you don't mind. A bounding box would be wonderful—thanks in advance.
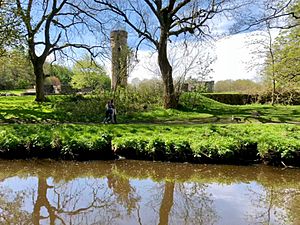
[182,80,214,93]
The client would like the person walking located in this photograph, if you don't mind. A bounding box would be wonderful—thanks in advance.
[110,99,117,124]
[103,100,113,123]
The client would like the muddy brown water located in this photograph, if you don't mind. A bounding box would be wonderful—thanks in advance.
[0,159,299,225]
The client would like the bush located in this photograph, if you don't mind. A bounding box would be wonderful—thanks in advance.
[113,136,150,159]
[258,135,300,166]
[0,132,26,158]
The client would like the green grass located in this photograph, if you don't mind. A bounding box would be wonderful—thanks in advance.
[0,93,299,124]
[0,89,26,95]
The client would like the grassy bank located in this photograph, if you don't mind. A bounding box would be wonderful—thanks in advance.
[1,124,299,166]
[1,93,299,166]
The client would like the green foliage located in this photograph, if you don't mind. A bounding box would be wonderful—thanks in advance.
[110,87,162,113]
[0,125,113,160]
[258,133,300,165]
[264,30,299,85]
[113,136,150,159]
[1,124,299,166]
[44,63,74,85]
[0,49,34,90]
[71,55,110,91]
[0,1,24,55]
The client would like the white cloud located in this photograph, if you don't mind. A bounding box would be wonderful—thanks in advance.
[213,33,256,81]
[106,30,279,83]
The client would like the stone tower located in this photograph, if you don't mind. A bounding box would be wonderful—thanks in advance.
[110,29,128,91]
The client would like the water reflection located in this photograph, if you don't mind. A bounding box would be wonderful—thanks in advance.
[0,160,299,225]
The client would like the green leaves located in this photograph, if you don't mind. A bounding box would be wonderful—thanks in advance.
[71,55,110,91]
[0,49,34,90]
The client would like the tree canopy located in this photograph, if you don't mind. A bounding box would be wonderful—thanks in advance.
[0,0,23,56]
[71,55,110,91]
[264,25,300,90]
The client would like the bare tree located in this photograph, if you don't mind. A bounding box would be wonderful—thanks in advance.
[4,0,108,101]
[246,22,278,104]
[92,0,246,108]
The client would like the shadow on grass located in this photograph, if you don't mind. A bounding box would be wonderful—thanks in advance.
[0,108,59,123]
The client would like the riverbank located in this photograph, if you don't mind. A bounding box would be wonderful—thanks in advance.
[1,124,299,167]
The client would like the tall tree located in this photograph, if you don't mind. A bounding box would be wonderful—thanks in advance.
[263,25,300,99]
[246,21,278,104]
[261,1,300,103]
[3,0,107,101]
[93,0,246,108]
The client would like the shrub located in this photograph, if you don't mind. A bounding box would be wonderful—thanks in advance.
[113,136,149,159]
[258,135,300,166]
[0,131,26,158]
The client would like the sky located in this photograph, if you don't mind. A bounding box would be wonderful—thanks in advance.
[125,31,274,83]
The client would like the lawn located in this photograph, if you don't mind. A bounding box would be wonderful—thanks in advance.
[0,93,299,124]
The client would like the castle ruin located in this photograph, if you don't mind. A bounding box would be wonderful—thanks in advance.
[110,29,128,91]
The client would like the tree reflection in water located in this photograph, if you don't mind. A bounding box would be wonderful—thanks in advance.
[107,166,141,218]
[246,184,300,225]
[0,160,299,225]
[32,176,120,224]
[0,186,32,224]
[173,183,218,225]
[158,181,174,225]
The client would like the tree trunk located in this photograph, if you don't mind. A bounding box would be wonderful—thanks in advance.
[271,76,276,105]
[158,181,175,225]
[158,39,178,109]
[33,177,56,225]
[33,63,45,102]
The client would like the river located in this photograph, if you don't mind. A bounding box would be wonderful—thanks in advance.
[0,159,299,225]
